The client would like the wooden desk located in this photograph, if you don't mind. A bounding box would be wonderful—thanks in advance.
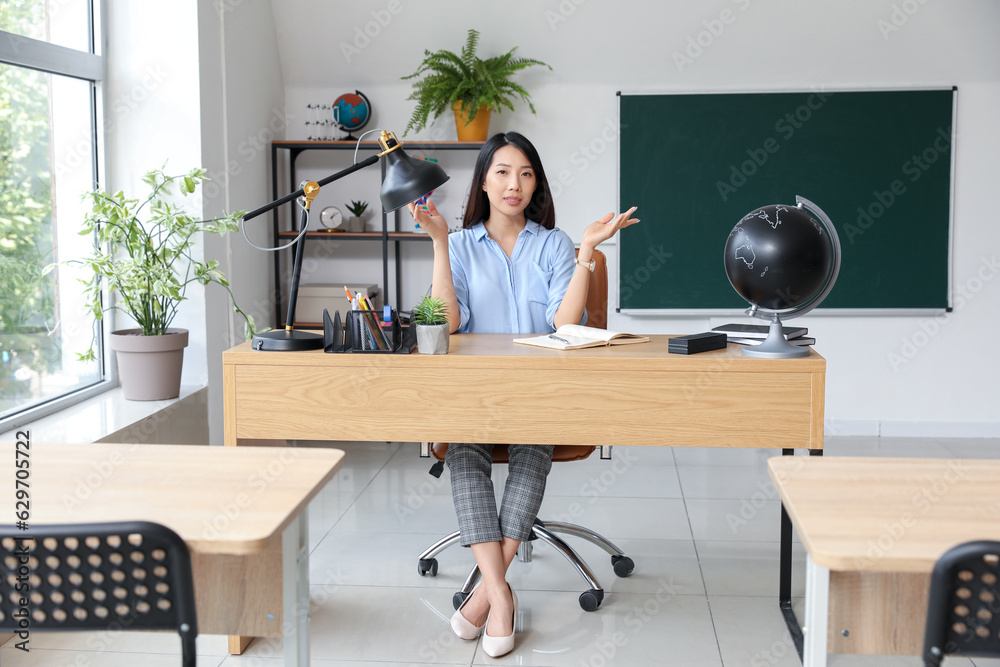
[223,334,826,449]
[769,456,1000,666]
[0,441,344,667]
[224,334,826,655]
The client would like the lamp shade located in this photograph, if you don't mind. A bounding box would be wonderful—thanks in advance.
[379,144,450,212]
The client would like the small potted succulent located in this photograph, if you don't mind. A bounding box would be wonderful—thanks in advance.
[345,199,369,232]
[411,295,449,355]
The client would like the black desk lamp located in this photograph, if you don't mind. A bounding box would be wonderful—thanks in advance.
[242,130,449,351]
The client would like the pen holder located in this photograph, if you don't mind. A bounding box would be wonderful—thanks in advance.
[323,308,414,353]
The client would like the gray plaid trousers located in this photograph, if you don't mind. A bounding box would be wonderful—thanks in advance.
[445,443,555,546]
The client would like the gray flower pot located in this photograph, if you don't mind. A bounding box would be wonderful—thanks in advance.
[109,328,188,400]
[416,324,449,354]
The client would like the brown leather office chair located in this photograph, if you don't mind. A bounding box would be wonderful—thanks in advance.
[417,248,634,612]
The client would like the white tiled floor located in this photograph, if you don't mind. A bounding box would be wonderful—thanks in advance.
[3,436,999,666]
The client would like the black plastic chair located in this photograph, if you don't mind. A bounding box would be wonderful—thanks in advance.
[923,540,1000,666]
[0,521,198,666]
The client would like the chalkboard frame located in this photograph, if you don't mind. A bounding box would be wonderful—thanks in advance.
[616,88,957,315]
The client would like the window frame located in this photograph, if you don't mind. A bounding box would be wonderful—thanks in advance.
[0,0,114,432]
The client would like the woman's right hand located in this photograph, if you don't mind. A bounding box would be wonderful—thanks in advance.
[406,200,449,243]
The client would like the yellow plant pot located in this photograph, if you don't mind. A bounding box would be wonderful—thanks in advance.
[452,102,491,141]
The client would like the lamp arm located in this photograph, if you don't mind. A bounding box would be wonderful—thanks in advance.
[242,152,381,223]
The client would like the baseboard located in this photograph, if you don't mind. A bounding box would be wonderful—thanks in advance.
[825,420,880,437]
[825,419,999,439]
[878,421,1000,439]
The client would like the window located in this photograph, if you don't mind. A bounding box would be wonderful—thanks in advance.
[1,0,105,426]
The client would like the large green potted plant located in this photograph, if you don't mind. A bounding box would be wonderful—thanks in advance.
[411,295,449,355]
[402,28,551,140]
[70,167,254,400]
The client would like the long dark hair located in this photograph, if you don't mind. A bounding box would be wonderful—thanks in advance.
[462,132,556,229]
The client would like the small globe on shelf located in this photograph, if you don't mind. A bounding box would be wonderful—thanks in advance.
[332,90,371,139]
[723,196,841,358]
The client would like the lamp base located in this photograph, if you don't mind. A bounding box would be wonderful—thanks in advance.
[252,329,324,352]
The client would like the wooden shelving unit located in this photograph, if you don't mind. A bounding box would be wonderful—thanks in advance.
[268,139,482,328]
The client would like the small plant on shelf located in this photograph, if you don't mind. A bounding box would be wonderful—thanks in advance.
[411,295,449,326]
[346,200,368,218]
[345,200,369,231]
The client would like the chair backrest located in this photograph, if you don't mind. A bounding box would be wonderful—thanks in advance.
[579,248,608,330]
[430,248,608,465]
[923,540,1000,666]
[0,521,198,666]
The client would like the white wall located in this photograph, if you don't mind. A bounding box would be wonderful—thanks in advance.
[104,0,208,388]
[198,0,285,445]
[104,1,281,445]
[268,0,1000,437]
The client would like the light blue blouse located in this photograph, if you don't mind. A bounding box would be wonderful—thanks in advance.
[448,220,585,334]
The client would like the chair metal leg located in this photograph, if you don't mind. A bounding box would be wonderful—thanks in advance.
[538,520,627,558]
[517,539,533,563]
[418,519,632,611]
[418,530,462,561]
[460,563,481,596]
[531,523,603,593]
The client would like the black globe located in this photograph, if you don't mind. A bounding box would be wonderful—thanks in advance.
[724,204,834,312]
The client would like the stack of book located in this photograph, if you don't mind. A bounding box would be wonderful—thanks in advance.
[710,323,816,347]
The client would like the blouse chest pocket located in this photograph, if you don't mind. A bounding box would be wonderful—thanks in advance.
[527,261,552,305]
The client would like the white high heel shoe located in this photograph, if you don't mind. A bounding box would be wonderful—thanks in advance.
[482,584,518,658]
[450,584,486,640]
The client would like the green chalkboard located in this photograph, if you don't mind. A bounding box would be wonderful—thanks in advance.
[618,89,954,311]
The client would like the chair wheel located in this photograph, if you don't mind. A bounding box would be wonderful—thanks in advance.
[612,555,634,577]
[579,588,604,611]
[452,591,469,610]
[417,558,438,577]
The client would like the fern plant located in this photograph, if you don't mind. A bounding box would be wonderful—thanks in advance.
[401,29,551,136]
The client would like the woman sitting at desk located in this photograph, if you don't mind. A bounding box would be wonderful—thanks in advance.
[408,131,637,658]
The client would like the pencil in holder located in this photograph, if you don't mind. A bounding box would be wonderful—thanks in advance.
[341,307,410,353]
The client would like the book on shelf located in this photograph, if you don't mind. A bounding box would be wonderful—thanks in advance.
[729,336,816,347]
[711,323,808,340]
[514,324,650,350]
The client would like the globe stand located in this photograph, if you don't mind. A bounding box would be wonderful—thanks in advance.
[741,314,810,359]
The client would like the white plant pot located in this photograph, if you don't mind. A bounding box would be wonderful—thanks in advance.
[416,324,449,355]
[109,328,189,400]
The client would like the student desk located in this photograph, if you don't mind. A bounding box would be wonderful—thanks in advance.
[768,456,1000,666]
[0,441,343,667]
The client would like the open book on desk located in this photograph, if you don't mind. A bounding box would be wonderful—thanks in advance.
[514,324,650,350]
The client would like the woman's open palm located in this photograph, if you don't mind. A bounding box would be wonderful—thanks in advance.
[581,206,639,250]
